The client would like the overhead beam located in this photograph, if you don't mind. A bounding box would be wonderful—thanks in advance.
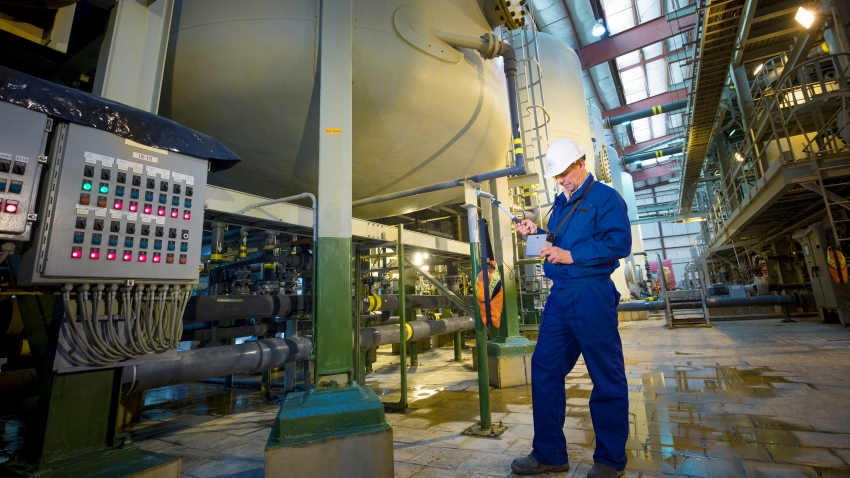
[752,1,800,23]
[742,42,793,63]
[620,47,686,73]
[577,14,696,69]
[602,89,688,119]
[744,21,802,45]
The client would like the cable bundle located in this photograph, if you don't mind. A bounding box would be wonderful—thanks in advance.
[61,283,192,366]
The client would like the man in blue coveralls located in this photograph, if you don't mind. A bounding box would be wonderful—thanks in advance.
[510,138,631,478]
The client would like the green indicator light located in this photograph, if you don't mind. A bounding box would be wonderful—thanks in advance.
[82,181,92,191]
[99,185,109,194]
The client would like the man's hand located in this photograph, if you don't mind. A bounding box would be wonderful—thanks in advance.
[540,245,574,265]
[514,219,538,237]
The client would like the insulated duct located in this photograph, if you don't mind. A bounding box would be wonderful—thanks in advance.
[623,147,684,164]
[602,99,689,129]
[616,294,793,311]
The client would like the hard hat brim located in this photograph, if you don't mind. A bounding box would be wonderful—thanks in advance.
[543,155,585,179]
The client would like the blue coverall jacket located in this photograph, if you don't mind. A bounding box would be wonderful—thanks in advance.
[531,173,632,470]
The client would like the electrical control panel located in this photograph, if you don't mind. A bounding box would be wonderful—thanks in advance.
[20,122,208,284]
[0,102,50,242]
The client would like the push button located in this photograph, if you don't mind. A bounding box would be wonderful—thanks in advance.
[9,181,22,194]
[167,241,175,251]
[131,188,140,199]
[108,235,118,247]
[73,232,85,244]
[145,191,154,202]
[172,196,180,206]
[3,201,17,214]
[124,238,134,248]
[115,186,125,197]
[91,234,102,245]
[154,240,162,250]
[0,180,6,192]
[0,160,10,173]
[79,193,90,205]
[140,239,149,249]
[93,219,104,231]
[180,242,188,252]
[159,193,167,204]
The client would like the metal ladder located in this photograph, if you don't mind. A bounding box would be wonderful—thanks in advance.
[502,12,555,209]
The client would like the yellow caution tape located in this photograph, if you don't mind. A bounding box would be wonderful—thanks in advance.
[822,42,829,53]
[209,253,223,261]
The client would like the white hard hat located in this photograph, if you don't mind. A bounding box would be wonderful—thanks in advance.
[544,138,586,178]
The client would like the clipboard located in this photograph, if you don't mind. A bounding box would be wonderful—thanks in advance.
[524,233,550,257]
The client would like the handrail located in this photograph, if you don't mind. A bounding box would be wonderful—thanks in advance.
[700,53,850,248]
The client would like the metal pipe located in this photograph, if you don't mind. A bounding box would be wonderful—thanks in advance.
[359,317,474,348]
[236,192,317,241]
[602,99,689,129]
[183,294,311,323]
[361,294,472,312]
[616,294,794,311]
[352,34,524,208]
[624,147,684,164]
[121,336,311,394]
[181,323,284,342]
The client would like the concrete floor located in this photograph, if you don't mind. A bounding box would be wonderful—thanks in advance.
[6,316,848,477]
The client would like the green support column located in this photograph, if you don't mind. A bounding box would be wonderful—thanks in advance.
[265,2,391,476]
[485,177,535,388]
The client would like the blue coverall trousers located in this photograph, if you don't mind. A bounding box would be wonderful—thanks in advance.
[530,277,629,470]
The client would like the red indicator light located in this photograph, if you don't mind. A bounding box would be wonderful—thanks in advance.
[89,251,100,260]
[170,209,178,218]
[79,195,90,205]
[107,252,116,260]
[183,211,191,220]
[157,207,166,217]
[97,198,107,208]
[129,203,138,212]
[166,256,174,264]
[138,254,147,262]
[179,257,187,265]
[153,255,161,263]
[4,203,17,214]
[144,205,153,214]
[71,249,82,259]
[123,253,132,261]
[113,200,123,210]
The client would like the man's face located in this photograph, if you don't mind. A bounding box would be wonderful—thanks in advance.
[554,159,586,194]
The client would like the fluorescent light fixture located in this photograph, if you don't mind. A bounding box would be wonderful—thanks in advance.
[795,6,814,28]
[729,129,736,136]
[753,63,764,74]
[735,152,744,161]
[592,19,607,37]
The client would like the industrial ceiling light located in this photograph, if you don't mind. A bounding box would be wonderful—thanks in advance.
[592,19,607,36]
[753,63,764,75]
[795,6,814,28]
[735,152,744,161]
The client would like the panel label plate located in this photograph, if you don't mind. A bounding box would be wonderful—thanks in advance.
[117,158,143,173]
[146,165,170,179]
[84,152,114,167]
[133,152,159,164]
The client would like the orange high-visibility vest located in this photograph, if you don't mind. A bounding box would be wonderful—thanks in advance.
[827,246,848,284]
[476,260,503,328]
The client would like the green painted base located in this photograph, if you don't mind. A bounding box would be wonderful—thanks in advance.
[486,336,536,357]
[1,446,179,478]
[268,384,390,448]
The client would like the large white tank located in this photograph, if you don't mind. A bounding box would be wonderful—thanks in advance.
[159,0,512,218]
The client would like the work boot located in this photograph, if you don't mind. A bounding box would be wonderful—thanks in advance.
[587,462,625,478]
[511,455,569,475]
